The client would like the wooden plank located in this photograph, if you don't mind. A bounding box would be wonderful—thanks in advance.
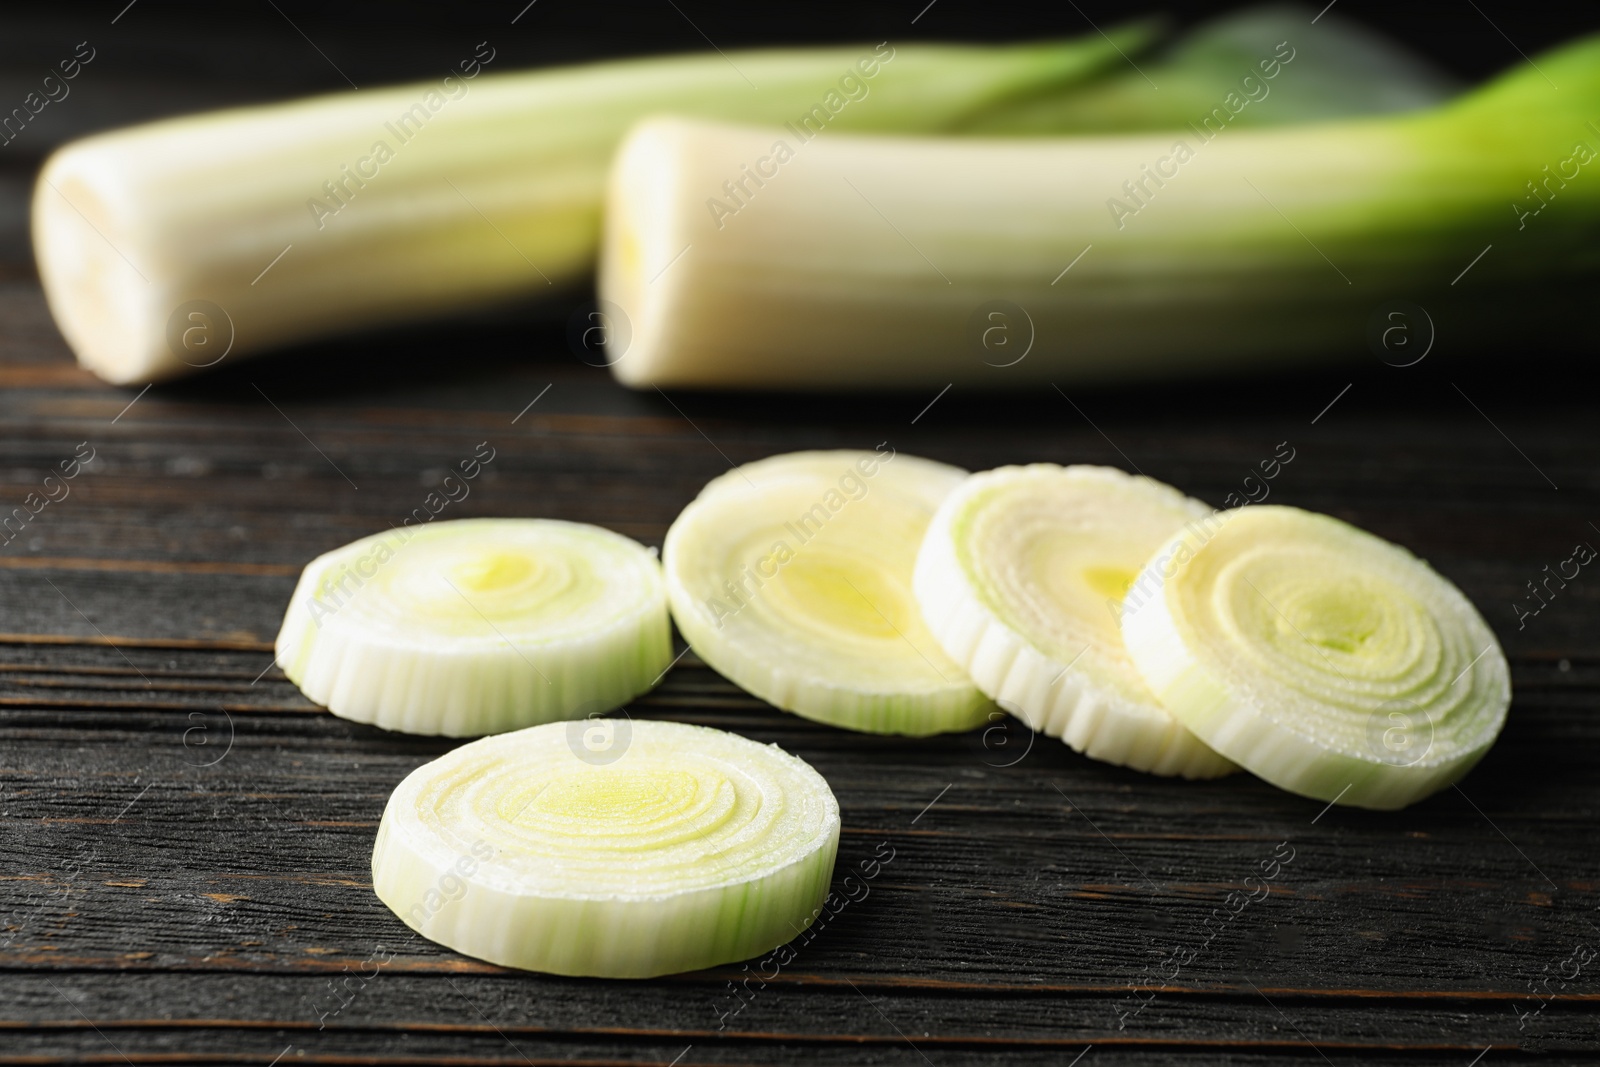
[6,971,1598,1054]
[2,654,1594,1024]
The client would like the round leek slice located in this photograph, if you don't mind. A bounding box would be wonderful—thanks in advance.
[1119,505,1510,810]
[371,718,840,978]
[913,464,1234,777]
[664,450,991,736]
[276,518,672,737]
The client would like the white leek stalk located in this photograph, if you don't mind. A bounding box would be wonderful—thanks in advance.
[914,465,1233,777]
[1119,506,1509,810]
[599,36,1600,387]
[664,450,991,736]
[32,35,1146,384]
[372,718,840,977]
[276,518,670,736]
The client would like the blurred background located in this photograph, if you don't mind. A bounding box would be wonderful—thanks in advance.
[0,0,1589,283]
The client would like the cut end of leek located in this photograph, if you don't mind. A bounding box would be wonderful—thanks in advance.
[372,718,840,977]
[913,464,1233,777]
[1119,505,1510,810]
[32,166,165,385]
[601,119,686,387]
[664,450,993,736]
[276,518,672,736]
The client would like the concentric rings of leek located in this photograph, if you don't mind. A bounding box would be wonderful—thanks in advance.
[1119,505,1510,809]
[276,518,672,737]
[912,464,1234,777]
[371,718,840,977]
[664,450,992,736]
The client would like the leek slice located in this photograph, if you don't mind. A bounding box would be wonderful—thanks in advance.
[599,35,1600,388]
[372,718,840,978]
[276,518,671,737]
[33,34,1150,385]
[1119,505,1509,809]
[664,450,991,736]
[913,464,1233,777]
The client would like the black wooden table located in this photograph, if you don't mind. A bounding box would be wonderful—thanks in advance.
[4,4,1599,1063]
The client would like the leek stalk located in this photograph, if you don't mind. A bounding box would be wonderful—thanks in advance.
[600,37,1600,388]
[33,34,1149,384]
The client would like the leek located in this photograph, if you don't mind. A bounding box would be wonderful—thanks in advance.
[663,450,992,736]
[372,718,840,977]
[34,5,1459,387]
[33,34,1150,385]
[1119,506,1509,809]
[276,518,671,736]
[599,36,1600,388]
[914,464,1233,777]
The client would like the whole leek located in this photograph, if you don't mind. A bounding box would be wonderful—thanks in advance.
[599,36,1600,388]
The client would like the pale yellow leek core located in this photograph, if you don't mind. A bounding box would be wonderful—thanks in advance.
[372,719,840,977]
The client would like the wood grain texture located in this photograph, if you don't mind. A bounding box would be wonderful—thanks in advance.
[5,21,1600,1046]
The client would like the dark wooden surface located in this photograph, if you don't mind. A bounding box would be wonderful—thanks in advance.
[6,276,1600,1065]
[5,3,1600,1063]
